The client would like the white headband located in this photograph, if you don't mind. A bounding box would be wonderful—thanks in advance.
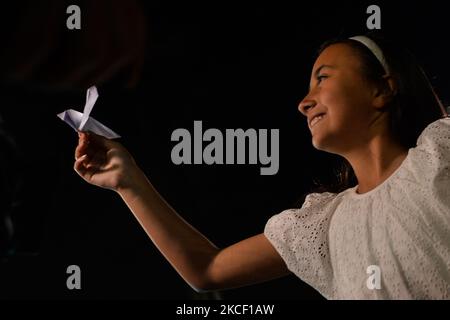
[349,36,390,75]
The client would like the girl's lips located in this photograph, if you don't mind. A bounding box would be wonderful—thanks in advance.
[309,113,326,129]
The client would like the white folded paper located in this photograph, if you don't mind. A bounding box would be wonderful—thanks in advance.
[57,86,120,139]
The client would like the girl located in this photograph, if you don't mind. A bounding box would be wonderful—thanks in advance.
[73,33,450,299]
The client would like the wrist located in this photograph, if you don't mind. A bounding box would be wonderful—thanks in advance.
[116,164,150,196]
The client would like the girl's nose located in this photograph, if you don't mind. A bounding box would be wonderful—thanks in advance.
[298,97,316,116]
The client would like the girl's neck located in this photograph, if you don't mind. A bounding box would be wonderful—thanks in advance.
[345,136,408,194]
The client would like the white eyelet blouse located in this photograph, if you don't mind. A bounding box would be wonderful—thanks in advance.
[265,118,450,299]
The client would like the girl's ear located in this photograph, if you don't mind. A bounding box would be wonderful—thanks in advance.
[373,75,397,110]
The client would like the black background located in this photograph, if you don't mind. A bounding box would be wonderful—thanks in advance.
[0,0,449,300]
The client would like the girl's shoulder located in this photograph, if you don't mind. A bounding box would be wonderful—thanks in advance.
[411,117,450,169]
[417,117,450,147]
[269,191,339,225]
[302,191,339,209]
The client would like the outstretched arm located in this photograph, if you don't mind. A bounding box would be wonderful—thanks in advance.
[74,132,289,292]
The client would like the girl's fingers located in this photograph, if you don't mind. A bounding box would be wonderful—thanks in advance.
[75,131,117,161]
[87,131,119,149]
[75,133,90,160]
[74,153,104,183]
[74,153,94,174]
[74,154,88,174]
[74,154,88,171]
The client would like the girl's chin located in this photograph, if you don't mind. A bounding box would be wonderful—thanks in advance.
[312,135,334,152]
[312,139,326,151]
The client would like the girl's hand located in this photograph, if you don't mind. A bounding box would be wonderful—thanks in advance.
[74,132,142,192]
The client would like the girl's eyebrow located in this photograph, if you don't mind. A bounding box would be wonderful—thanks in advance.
[314,64,335,77]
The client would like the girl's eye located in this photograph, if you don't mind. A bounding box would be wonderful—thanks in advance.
[317,75,328,83]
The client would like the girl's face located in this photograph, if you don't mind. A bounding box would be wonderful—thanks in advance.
[299,43,382,154]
